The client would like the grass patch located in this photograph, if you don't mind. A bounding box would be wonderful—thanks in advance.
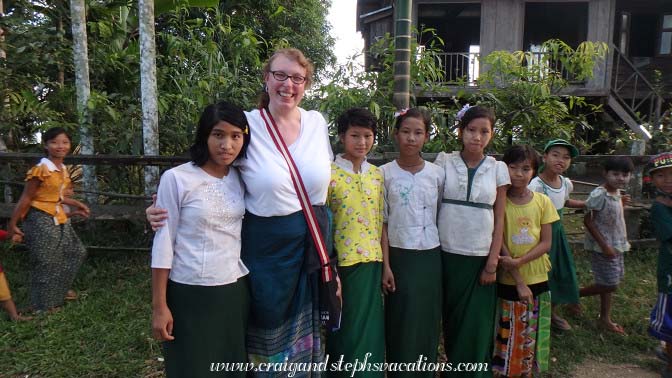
[549,248,661,376]
[0,227,664,377]
[0,247,163,377]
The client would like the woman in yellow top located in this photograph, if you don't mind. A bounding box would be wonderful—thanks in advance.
[8,127,89,312]
[494,145,558,377]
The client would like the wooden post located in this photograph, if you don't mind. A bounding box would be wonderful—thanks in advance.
[392,0,412,111]
[630,139,646,200]
[139,0,160,195]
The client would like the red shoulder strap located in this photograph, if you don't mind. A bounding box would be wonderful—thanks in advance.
[259,108,334,282]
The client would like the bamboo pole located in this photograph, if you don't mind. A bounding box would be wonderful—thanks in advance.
[392,0,412,110]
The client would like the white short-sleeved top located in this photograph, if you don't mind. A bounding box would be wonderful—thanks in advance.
[151,163,249,286]
[528,176,573,210]
[237,108,333,216]
[381,160,445,250]
[435,151,510,256]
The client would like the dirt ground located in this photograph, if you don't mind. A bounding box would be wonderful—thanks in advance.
[573,359,660,378]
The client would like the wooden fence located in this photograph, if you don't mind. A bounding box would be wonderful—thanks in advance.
[0,152,659,250]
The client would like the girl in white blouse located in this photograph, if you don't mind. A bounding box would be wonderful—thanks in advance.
[435,105,509,378]
[380,107,445,376]
[150,101,251,378]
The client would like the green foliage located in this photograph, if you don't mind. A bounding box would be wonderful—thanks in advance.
[155,0,220,15]
[1,0,335,196]
[468,40,608,152]
[0,0,74,147]
[649,102,672,154]
[305,28,448,152]
[307,38,608,155]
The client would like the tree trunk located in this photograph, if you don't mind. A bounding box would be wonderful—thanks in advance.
[139,0,159,195]
[70,0,97,201]
[58,12,65,87]
[0,0,12,203]
[392,0,412,111]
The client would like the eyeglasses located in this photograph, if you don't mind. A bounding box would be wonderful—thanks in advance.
[270,71,307,84]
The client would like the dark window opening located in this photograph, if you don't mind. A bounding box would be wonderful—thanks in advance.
[417,3,481,53]
[629,14,658,57]
[523,2,588,50]
[417,3,481,84]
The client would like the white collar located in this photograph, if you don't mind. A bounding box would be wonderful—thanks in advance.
[334,153,371,174]
[39,157,62,172]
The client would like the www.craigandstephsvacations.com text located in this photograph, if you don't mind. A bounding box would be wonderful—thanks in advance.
[210,354,489,377]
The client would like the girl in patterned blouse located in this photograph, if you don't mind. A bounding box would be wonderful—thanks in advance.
[326,108,385,377]
[8,127,89,312]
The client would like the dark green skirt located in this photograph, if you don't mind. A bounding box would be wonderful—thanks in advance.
[327,262,385,378]
[442,252,496,378]
[385,247,442,378]
[164,277,250,378]
[547,212,579,304]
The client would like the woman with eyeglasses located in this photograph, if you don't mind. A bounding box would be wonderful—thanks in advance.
[148,48,337,373]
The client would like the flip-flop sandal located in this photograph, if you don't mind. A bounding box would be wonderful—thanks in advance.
[599,321,626,335]
[13,314,34,322]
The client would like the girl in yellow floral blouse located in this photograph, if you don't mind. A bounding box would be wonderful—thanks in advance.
[326,108,385,377]
[8,127,89,312]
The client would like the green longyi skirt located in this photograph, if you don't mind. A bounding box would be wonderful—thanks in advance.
[385,247,442,378]
[164,277,250,378]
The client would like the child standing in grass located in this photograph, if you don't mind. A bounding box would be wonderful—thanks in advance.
[7,127,89,313]
[494,145,558,377]
[0,230,31,321]
[326,108,385,377]
[647,152,672,377]
[380,108,444,376]
[528,139,584,331]
[580,156,633,335]
[436,105,509,377]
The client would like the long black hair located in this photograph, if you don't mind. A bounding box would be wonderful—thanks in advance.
[189,101,251,166]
